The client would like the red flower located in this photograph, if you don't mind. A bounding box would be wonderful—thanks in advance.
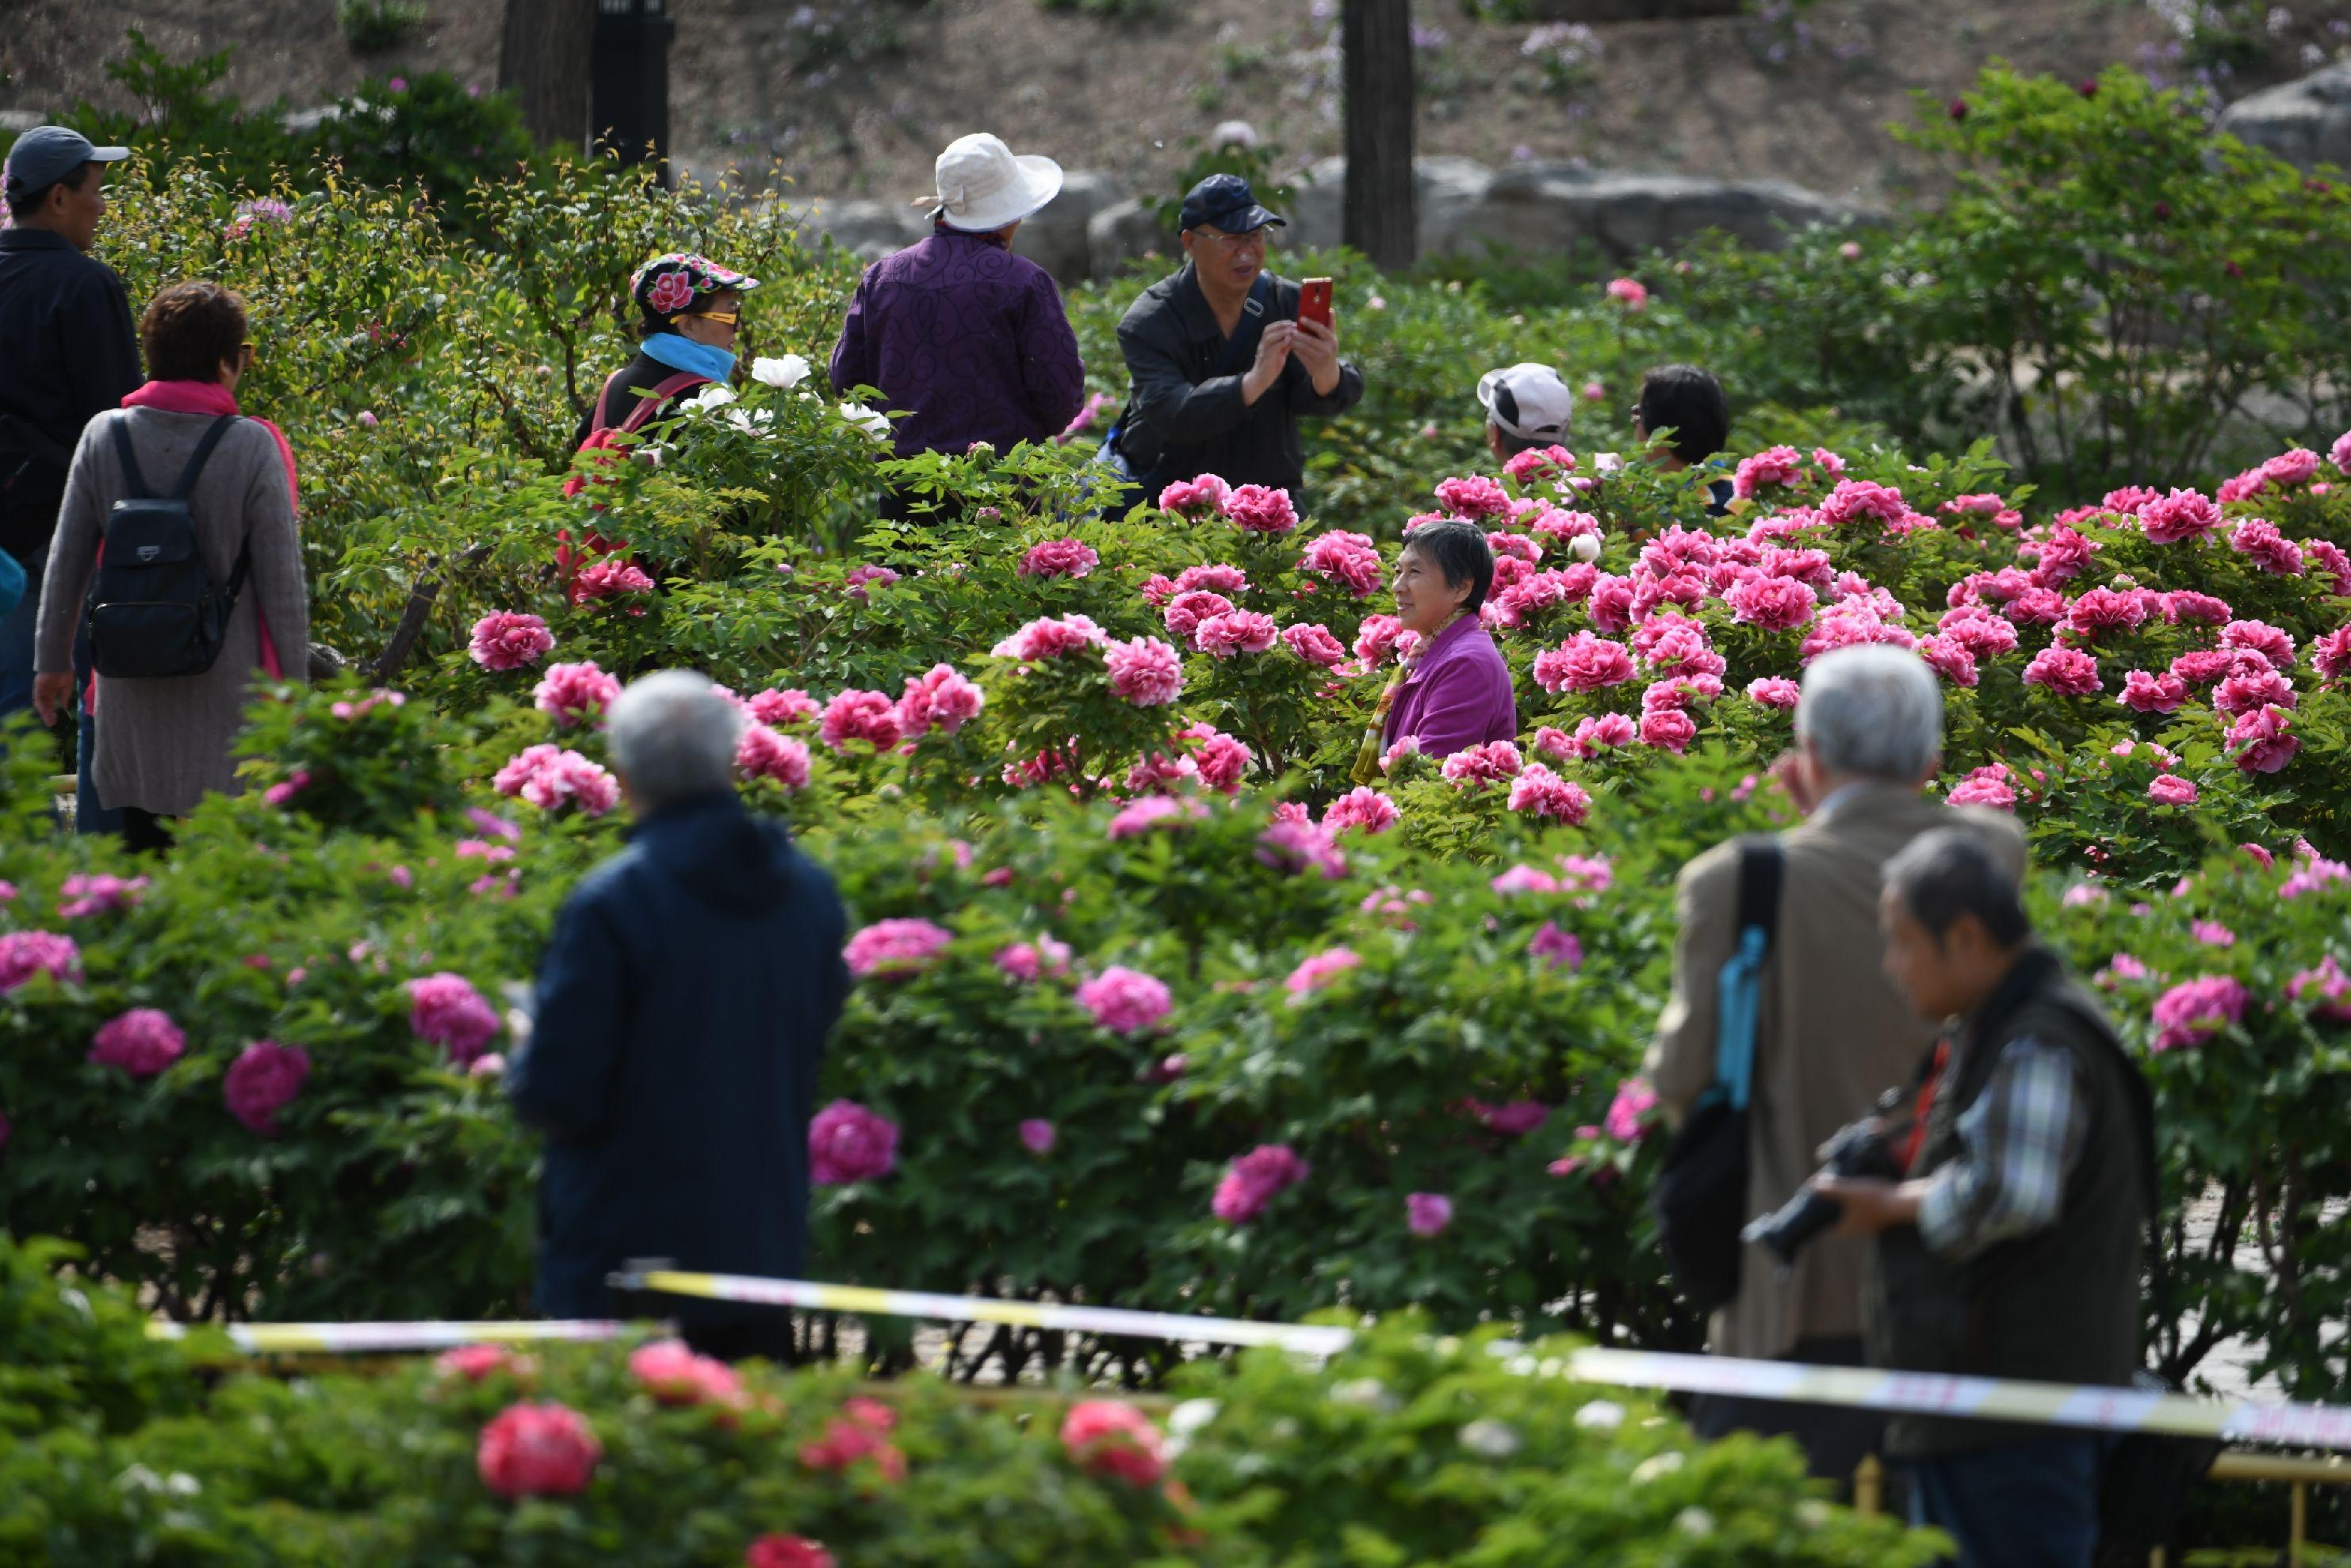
[477,1401,601,1497]
[745,1535,836,1568]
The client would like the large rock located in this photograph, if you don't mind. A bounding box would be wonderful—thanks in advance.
[789,198,929,264]
[1285,155,1492,256]
[1013,169,1123,286]
[1086,197,1180,279]
[2218,59,2351,174]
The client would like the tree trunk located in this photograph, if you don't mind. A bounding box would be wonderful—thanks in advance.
[1342,0,1417,272]
[499,0,596,152]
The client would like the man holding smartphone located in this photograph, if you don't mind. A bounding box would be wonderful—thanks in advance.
[1105,174,1362,510]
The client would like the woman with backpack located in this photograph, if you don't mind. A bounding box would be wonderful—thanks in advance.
[561,252,760,596]
[32,281,306,854]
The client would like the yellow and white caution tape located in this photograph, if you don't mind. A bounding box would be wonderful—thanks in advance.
[147,1318,634,1355]
[615,1268,2351,1453]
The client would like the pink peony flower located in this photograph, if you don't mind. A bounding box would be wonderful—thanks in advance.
[1637,707,1698,753]
[468,611,554,671]
[222,1039,309,1135]
[2119,669,2188,714]
[1212,1143,1309,1224]
[1190,729,1253,793]
[1733,446,1803,499]
[1193,609,1279,658]
[630,1339,746,1408]
[1947,765,2016,811]
[736,724,813,789]
[2065,587,2146,639]
[1354,614,1407,665]
[2151,976,2249,1051]
[1503,445,1576,484]
[1299,530,1385,598]
[2228,704,2300,773]
[408,973,500,1064]
[2230,518,2304,576]
[1406,1191,1454,1237]
[798,1401,907,1482]
[1060,1401,1167,1487]
[749,688,820,727]
[2212,665,2294,718]
[991,614,1108,661]
[88,1008,184,1077]
[1018,537,1100,581]
[533,661,622,727]
[2316,627,2351,683]
[1162,591,1234,644]
[57,873,147,919]
[477,1402,601,1497]
[1285,946,1361,997]
[1567,713,1638,756]
[2192,920,2235,947]
[2333,430,2351,474]
[1225,483,1299,534]
[810,1100,900,1184]
[0,930,80,992]
[1018,1118,1057,1154]
[2220,620,2296,670]
[1745,676,1802,709]
[1530,921,1584,971]
[1322,786,1399,836]
[1281,621,1346,667]
[895,664,986,738]
[2171,648,2237,687]
[1605,276,1648,310]
[2148,774,2198,806]
[1726,572,1818,631]
[2023,646,2102,696]
[1441,740,1524,786]
[1533,632,1634,693]
[492,744,619,816]
[1434,475,1512,518]
[1602,1077,1657,1142]
[1088,635,1181,708]
[2161,591,2233,626]
[1159,473,1231,518]
[745,1535,837,1568]
[994,935,1070,983]
[2264,447,2320,488]
[572,557,657,601]
[844,918,952,979]
[1507,763,1594,824]
[2289,956,2351,1023]
[843,564,901,603]
[1075,966,1173,1034]
[1818,478,1907,530]
[437,1343,525,1383]
[1108,796,1205,839]
[818,689,904,752]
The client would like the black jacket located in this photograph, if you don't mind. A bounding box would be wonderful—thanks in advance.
[0,229,142,563]
[1113,263,1363,501]
[572,350,708,451]
[508,793,850,1322]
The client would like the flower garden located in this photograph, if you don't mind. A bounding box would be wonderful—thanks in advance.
[5,59,2351,1566]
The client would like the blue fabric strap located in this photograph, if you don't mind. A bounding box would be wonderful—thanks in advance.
[1713,926,1768,1111]
[642,332,737,385]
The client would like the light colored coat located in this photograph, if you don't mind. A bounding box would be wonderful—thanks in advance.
[1644,782,2027,1361]
[37,407,308,816]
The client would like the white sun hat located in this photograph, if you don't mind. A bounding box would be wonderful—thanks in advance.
[921,132,1063,232]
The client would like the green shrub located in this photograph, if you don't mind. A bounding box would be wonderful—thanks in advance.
[336,0,431,53]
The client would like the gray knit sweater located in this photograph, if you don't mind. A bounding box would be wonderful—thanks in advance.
[36,407,308,816]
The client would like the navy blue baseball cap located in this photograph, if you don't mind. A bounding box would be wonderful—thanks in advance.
[3,126,130,204]
[1178,173,1285,235]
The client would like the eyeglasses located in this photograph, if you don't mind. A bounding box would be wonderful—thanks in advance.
[691,310,742,327]
[1193,227,1268,251]
[238,341,257,368]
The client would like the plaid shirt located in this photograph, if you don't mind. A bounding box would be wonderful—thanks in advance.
[1916,1036,2088,1260]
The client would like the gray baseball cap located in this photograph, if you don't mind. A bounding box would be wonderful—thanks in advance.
[3,126,131,204]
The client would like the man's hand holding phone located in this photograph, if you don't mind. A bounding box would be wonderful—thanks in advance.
[1292,277,1340,395]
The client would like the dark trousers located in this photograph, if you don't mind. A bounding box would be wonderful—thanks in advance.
[121,807,174,856]
[1907,1436,2104,1568]
[682,1314,801,1366]
[1691,1335,1886,1487]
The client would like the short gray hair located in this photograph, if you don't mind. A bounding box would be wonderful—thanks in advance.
[1794,645,1943,782]
[604,671,743,809]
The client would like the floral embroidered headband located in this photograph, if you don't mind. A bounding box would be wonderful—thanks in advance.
[630,253,760,320]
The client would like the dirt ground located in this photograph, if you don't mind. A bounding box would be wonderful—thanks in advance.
[0,0,2203,208]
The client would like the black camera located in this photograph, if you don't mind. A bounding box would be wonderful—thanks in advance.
[1740,1115,1904,1267]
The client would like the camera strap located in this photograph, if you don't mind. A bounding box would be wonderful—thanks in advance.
[1710,838,1785,1112]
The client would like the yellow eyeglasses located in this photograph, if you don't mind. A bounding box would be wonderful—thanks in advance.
[691,310,742,327]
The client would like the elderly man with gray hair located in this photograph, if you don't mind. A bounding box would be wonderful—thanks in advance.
[1644,644,2026,1482]
[507,671,848,1362]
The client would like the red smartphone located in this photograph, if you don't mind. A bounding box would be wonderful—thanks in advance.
[1298,277,1333,331]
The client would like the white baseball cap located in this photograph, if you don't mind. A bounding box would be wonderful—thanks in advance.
[1476,362,1577,444]
[921,133,1063,232]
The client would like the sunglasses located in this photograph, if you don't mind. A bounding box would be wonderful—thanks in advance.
[691,310,742,327]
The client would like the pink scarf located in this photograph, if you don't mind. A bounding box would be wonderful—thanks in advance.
[117,380,292,679]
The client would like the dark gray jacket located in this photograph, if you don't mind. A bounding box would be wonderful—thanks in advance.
[1112,263,1362,502]
[0,229,142,562]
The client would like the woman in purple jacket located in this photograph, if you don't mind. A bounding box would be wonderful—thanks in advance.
[1377,518,1518,762]
[827,132,1086,518]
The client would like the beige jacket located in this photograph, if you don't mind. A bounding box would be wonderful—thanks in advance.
[37,407,308,816]
[1644,782,2027,1361]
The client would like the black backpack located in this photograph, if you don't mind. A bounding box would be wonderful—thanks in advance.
[1652,838,1784,1316]
[86,415,251,680]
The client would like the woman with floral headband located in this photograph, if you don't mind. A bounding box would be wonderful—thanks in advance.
[561,253,759,595]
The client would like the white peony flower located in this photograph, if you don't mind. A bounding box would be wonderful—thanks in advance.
[1330,1377,1396,1411]
[1573,1399,1625,1431]
[1797,1500,1833,1529]
[1570,532,1603,563]
[1168,1398,1221,1436]
[682,383,737,412]
[1629,1451,1685,1484]
[1675,1507,1716,1538]
[724,407,776,436]
[1594,451,1623,474]
[751,353,811,389]
[839,401,891,440]
[1457,1419,1522,1459]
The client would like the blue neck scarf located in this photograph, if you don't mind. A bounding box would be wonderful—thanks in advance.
[643,332,737,385]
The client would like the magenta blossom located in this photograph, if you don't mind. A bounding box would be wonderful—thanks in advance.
[1281,621,1346,667]
[533,661,622,727]
[1321,786,1399,837]
[1194,609,1280,658]
[1158,474,1230,518]
[817,689,904,752]
[2023,646,2102,696]
[468,611,554,671]
[895,664,985,738]
[408,973,500,1064]
[1105,636,1185,706]
[1507,763,1593,824]
[493,744,619,816]
[2151,976,2249,1051]
[89,1008,186,1077]
[2147,774,2198,807]
[1602,1077,1657,1141]
[1285,946,1361,998]
[994,935,1070,982]
[1531,921,1585,971]
[2288,957,2351,1023]
[1407,1192,1455,1237]
[737,724,813,790]
[1018,1118,1057,1155]
[1018,537,1099,579]
[1434,475,1512,518]
[1605,276,1648,310]
[0,930,80,992]
[1212,1144,1309,1224]
[1225,484,1298,534]
[844,918,952,980]
[1533,632,1634,694]
[992,614,1108,661]
[224,1039,311,1135]
[57,873,147,919]
[2228,705,2300,774]
[810,1099,899,1184]
[1075,966,1173,1034]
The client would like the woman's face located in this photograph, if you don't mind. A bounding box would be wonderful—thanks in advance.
[1391,544,1468,639]
[674,289,742,350]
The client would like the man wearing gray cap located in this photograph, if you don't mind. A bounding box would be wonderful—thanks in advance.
[0,127,141,734]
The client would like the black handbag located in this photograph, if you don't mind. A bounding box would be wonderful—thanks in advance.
[1652,838,1784,1316]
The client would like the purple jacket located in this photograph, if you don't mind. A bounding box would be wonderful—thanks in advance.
[827,226,1087,459]
[1382,614,1518,759]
